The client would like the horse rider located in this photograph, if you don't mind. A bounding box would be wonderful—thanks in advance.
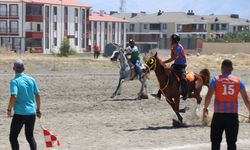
[126,39,143,78]
[151,34,189,100]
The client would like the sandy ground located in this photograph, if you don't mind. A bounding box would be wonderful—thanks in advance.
[0,52,250,150]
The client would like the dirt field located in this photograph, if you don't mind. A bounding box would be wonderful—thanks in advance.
[0,52,250,150]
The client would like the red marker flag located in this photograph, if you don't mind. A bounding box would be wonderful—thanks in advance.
[42,128,60,148]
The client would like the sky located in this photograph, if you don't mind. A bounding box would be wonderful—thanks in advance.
[80,0,250,19]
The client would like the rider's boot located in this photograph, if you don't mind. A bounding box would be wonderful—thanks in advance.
[151,90,161,100]
[181,78,189,100]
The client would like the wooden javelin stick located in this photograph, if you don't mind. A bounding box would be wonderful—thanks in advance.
[238,113,249,119]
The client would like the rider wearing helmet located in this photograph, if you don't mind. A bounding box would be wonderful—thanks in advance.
[152,34,189,100]
[126,39,143,78]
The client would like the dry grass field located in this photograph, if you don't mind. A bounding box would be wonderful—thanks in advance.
[0,51,250,150]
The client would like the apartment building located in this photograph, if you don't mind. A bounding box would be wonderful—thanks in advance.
[112,11,208,51]
[204,14,250,39]
[112,11,250,51]
[89,11,127,52]
[0,0,90,54]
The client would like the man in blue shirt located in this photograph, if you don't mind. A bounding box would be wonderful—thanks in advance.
[7,59,41,150]
[151,34,189,100]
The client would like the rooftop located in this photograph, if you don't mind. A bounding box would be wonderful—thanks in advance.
[90,12,127,23]
[202,15,250,26]
[0,0,91,8]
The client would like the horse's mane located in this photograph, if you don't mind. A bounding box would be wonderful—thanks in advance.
[156,56,171,74]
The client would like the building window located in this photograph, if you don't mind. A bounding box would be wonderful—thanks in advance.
[144,24,147,29]
[45,37,49,49]
[177,24,182,32]
[64,7,68,16]
[129,24,135,32]
[53,22,57,30]
[0,4,7,17]
[64,23,68,30]
[211,24,214,30]
[75,23,78,31]
[221,24,227,30]
[162,24,167,30]
[45,6,49,18]
[81,9,86,48]
[53,38,57,46]
[10,21,18,33]
[216,24,220,30]
[9,4,18,17]
[0,20,7,33]
[74,8,78,17]
[37,24,41,32]
[12,38,21,50]
[45,6,49,34]
[198,24,204,30]
[191,24,196,30]
[75,38,78,46]
[150,24,160,30]
[53,7,57,16]
[26,4,42,16]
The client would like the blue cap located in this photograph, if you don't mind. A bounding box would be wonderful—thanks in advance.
[13,59,24,70]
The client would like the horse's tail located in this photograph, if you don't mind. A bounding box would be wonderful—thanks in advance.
[199,68,210,87]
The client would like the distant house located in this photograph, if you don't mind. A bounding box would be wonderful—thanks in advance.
[112,11,250,51]
[112,10,208,51]
[0,0,91,53]
[203,14,250,39]
[89,11,127,52]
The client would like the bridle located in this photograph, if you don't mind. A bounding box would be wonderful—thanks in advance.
[145,57,172,104]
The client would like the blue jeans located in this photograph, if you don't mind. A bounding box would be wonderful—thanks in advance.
[132,60,142,74]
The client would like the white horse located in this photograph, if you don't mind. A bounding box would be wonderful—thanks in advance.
[110,46,148,99]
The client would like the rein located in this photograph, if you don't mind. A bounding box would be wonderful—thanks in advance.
[145,58,172,104]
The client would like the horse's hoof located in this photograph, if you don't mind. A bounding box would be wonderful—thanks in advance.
[110,95,115,98]
[172,119,187,128]
[137,96,142,100]
[141,93,149,99]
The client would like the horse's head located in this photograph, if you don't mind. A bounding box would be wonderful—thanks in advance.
[110,50,122,62]
[144,52,158,72]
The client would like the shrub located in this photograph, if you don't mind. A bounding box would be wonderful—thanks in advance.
[59,38,70,57]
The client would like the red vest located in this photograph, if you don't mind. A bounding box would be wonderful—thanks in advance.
[214,75,241,113]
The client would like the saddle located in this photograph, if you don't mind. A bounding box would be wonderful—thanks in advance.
[173,71,196,97]
[174,71,195,83]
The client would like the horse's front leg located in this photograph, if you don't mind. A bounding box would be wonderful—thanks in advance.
[111,78,122,98]
[166,97,183,123]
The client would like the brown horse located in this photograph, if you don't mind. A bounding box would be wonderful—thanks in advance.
[144,52,210,123]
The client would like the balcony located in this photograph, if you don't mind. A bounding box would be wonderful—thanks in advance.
[0,13,19,19]
[26,3,43,22]
[0,12,8,19]
[179,29,207,32]
[9,14,19,19]
[26,31,43,38]
[0,28,19,35]
[26,15,43,22]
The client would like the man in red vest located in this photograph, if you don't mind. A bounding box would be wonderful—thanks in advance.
[203,59,250,150]
[93,42,100,59]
